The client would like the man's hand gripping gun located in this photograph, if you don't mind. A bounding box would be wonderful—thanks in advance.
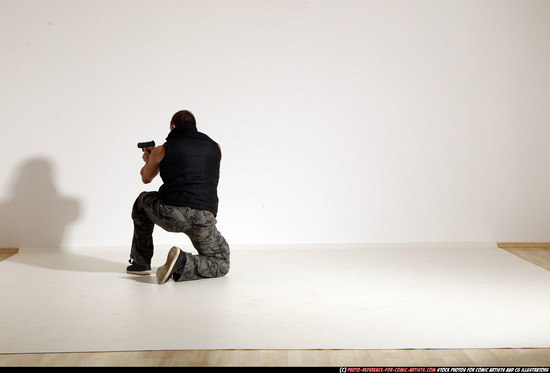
[137,141,155,153]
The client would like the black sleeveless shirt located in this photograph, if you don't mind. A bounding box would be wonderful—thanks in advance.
[158,124,221,216]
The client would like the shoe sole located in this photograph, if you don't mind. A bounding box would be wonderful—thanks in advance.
[156,247,181,284]
[126,270,152,276]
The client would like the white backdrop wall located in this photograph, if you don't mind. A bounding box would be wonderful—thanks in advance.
[1,0,550,248]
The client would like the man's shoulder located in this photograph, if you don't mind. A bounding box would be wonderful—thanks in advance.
[196,132,220,146]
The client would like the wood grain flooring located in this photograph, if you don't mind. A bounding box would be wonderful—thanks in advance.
[1,245,549,367]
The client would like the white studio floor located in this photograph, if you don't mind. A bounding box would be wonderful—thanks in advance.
[1,242,550,354]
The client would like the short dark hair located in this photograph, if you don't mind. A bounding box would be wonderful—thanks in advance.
[171,110,196,128]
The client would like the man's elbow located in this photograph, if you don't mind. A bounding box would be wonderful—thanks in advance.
[140,165,159,184]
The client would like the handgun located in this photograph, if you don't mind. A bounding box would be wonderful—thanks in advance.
[137,141,155,153]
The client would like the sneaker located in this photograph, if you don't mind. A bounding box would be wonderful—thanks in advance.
[126,259,151,275]
[156,246,186,284]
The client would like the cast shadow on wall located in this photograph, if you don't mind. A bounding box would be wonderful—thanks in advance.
[0,157,119,272]
[0,157,80,248]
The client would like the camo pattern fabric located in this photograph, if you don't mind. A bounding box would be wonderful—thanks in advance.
[131,191,230,281]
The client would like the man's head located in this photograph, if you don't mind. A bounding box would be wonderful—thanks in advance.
[170,110,196,130]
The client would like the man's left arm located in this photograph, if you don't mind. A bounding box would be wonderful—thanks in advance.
[140,146,165,184]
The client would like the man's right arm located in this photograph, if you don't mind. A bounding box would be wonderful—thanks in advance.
[140,146,165,184]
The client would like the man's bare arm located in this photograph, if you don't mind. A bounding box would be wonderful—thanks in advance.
[140,146,165,184]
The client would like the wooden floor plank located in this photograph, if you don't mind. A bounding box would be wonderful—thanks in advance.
[2,348,550,367]
[0,249,18,262]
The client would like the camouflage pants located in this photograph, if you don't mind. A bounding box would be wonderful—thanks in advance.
[130,191,230,281]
